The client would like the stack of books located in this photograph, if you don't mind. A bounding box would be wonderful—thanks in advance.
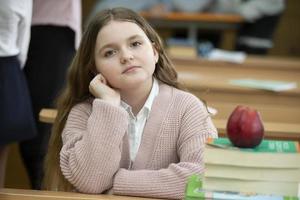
[203,138,300,197]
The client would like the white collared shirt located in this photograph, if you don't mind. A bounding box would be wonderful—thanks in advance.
[121,79,159,161]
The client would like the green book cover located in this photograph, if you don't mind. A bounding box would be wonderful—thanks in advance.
[207,138,300,153]
[185,174,300,200]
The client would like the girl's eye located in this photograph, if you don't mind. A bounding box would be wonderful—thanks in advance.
[131,41,142,47]
[104,50,117,57]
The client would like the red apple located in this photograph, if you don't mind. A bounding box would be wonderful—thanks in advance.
[226,105,264,148]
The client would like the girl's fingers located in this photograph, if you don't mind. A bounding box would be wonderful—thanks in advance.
[90,74,105,86]
[94,74,107,85]
[89,75,120,106]
[98,74,107,85]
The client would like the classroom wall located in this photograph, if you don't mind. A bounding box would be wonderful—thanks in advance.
[82,0,97,25]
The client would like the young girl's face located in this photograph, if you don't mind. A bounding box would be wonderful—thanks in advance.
[94,20,158,91]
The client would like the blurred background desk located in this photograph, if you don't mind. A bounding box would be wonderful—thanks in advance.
[141,12,244,50]
[172,55,300,71]
[0,188,160,200]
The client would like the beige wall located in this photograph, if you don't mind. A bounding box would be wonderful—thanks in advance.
[82,0,97,25]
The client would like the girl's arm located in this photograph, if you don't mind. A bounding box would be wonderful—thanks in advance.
[60,99,128,193]
[112,95,217,199]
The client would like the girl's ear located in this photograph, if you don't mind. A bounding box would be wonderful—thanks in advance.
[154,50,159,64]
[152,42,159,64]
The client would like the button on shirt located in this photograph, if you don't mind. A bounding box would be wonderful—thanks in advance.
[120,79,159,161]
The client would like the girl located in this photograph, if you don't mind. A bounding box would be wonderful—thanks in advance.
[44,7,217,199]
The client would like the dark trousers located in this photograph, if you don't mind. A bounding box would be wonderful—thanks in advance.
[20,25,75,189]
[236,14,282,55]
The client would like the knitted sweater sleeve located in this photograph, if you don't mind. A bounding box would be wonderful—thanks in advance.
[113,94,218,199]
[60,99,128,193]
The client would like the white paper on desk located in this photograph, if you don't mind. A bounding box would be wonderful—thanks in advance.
[229,78,298,92]
[207,106,218,116]
[207,49,246,63]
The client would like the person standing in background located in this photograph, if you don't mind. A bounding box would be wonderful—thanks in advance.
[0,0,36,187]
[20,0,82,189]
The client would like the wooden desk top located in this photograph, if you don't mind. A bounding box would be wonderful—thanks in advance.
[39,108,57,124]
[171,56,300,71]
[0,188,159,200]
[39,108,300,141]
[175,62,300,96]
[214,118,300,141]
[141,12,244,23]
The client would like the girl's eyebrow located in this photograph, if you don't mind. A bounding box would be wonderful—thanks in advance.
[127,34,143,41]
[98,34,143,53]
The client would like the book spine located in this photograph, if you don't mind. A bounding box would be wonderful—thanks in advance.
[197,190,300,200]
[207,138,300,153]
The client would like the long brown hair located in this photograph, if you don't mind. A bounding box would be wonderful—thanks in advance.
[43,7,183,191]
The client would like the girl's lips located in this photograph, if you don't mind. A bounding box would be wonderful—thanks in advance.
[122,66,140,74]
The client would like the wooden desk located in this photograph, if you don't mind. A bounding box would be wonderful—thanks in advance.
[140,12,244,50]
[175,65,300,120]
[0,188,160,200]
[213,119,300,141]
[175,60,300,99]
[39,108,300,142]
[171,55,300,71]
[39,109,57,124]
[173,56,300,141]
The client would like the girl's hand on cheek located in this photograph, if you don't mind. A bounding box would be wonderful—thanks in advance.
[89,74,120,106]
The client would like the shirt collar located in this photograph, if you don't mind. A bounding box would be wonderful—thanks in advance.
[121,78,159,119]
[144,78,159,113]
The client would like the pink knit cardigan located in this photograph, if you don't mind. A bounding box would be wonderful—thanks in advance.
[60,84,218,199]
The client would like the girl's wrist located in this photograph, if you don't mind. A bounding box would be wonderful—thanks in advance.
[102,97,120,107]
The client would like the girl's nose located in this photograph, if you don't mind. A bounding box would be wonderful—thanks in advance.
[120,50,134,64]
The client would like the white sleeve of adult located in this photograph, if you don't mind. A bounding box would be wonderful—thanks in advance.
[17,0,32,68]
